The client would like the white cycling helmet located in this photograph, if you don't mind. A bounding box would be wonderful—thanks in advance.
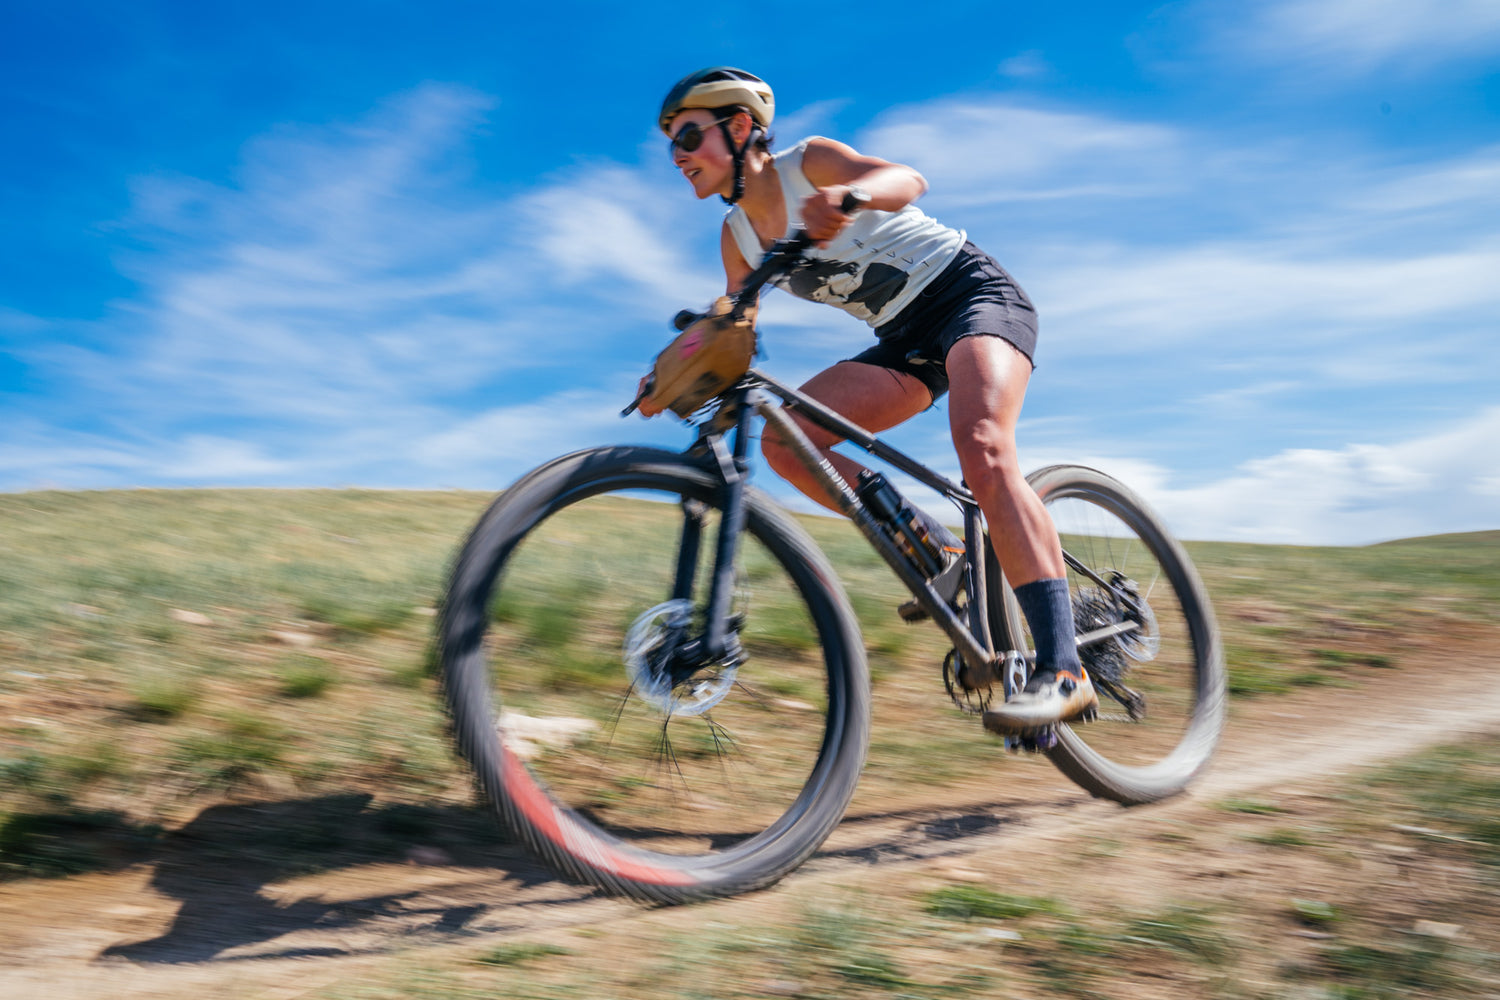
[658,67,775,133]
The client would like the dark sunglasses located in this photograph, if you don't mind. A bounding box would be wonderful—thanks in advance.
[668,117,734,156]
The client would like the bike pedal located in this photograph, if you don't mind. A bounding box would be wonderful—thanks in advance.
[1004,728,1058,754]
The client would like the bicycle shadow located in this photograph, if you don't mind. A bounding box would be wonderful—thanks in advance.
[95,792,574,965]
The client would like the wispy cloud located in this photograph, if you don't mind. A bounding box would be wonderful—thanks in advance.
[861,101,1183,207]
[4,79,1496,547]
[1133,406,1500,545]
[1188,0,1500,77]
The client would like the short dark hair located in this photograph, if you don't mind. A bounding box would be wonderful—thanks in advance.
[712,105,773,152]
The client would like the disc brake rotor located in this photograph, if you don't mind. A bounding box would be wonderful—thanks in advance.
[623,599,737,717]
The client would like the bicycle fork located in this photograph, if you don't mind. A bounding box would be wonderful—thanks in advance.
[662,391,758,673]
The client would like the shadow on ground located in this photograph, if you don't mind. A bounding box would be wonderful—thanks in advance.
[5,793,574,964]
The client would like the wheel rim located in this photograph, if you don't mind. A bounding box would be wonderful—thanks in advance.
[1040,484,1208,770]
[480,478,844,861]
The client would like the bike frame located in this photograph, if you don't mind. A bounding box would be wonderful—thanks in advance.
[661,222,1145,700]
[674,367,1151,703]
[678,370,1008,690]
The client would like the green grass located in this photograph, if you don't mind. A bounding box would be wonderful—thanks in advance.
[277,654,337,698]
[2,489,1498,887]
[925,885,1062,921]
[130,672,200,719]
[1247,826,1319,847]
[282,735,1500,1000]
[1216,796,1286,815]
[473,942,573,966]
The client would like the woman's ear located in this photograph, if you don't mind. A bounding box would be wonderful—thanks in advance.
[730,110,755,144]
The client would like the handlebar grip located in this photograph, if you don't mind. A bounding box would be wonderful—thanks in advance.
[839,186,871,214]
[672,309,700,332]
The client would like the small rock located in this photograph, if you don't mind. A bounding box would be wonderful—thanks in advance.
[63,603,105,620]
[169,609,213,626]
[407,846,454,866]
[498,709,598,760]
[982,927,1023,941]
[1412,920,1462,939]
[271,629,317,648]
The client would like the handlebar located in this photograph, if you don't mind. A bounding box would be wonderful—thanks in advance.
[670,186,871,331]
[627,187,871,417]
[726,186,870,323]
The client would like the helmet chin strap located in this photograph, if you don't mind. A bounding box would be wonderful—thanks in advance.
[717,120,756,206]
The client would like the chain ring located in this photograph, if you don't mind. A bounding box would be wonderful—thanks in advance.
[942,649,993,715]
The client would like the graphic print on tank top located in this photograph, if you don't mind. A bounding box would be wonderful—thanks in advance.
[783,257,909,318]
[723,139,963,327]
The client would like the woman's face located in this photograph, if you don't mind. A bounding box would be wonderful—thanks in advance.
[668,109,737,200]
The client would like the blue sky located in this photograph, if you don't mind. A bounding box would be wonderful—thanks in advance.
[3,0,1498,544]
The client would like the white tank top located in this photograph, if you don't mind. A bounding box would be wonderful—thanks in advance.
[725,138,964,328]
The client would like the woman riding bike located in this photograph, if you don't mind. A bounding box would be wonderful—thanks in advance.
[643,67,1093,735]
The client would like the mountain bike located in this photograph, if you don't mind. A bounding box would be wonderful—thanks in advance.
[438,221,1226,903]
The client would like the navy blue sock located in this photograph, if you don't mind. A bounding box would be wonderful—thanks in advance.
[1013,578,1081,676]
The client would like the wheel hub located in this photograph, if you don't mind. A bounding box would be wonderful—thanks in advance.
[623,599,738,717]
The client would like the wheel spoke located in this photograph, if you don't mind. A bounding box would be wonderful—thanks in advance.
[1012,466,1224,804]
[448,463,864,869]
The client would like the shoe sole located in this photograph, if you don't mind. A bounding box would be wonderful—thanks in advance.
[982,697,1100,737]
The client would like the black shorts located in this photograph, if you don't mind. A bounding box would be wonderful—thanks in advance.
[845,242,1038,400]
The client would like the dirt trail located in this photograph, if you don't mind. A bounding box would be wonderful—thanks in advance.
[2,632,1496,998]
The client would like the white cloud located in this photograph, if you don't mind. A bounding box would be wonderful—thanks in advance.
[1204,0,1500,75]
[7,79,1499,549]
[1033,239,1500,354]
[1344,146,1500,216]
[520,166,718,307]
[859,101,1182,206]
[999,51,1052,80]
[1128,407,1500,545]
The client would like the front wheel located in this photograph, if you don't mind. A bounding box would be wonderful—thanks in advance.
[1011,465,1226,804]
[439,446,870,902]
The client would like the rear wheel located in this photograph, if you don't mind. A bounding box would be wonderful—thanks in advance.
[439,446,869,901]
[1003,465,1225,803]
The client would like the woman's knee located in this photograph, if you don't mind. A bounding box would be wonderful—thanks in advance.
[761,413,827,478]
[761,427,797,478]
[952,421,1024,494]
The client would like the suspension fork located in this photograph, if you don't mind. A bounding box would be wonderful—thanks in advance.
[700,394,756,662]
[667,388,755,668]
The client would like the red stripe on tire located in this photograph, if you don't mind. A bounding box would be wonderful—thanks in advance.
[501,750,699,887]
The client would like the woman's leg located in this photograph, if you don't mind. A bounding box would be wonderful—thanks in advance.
[760,361,932,512]
[942,336,1058,586]
[943,335,1097,731]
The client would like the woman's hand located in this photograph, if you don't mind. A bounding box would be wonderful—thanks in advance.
[800,185,860,246]
[635,374,662,417]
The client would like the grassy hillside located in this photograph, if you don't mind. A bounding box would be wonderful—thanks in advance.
[2,489,1497,877]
